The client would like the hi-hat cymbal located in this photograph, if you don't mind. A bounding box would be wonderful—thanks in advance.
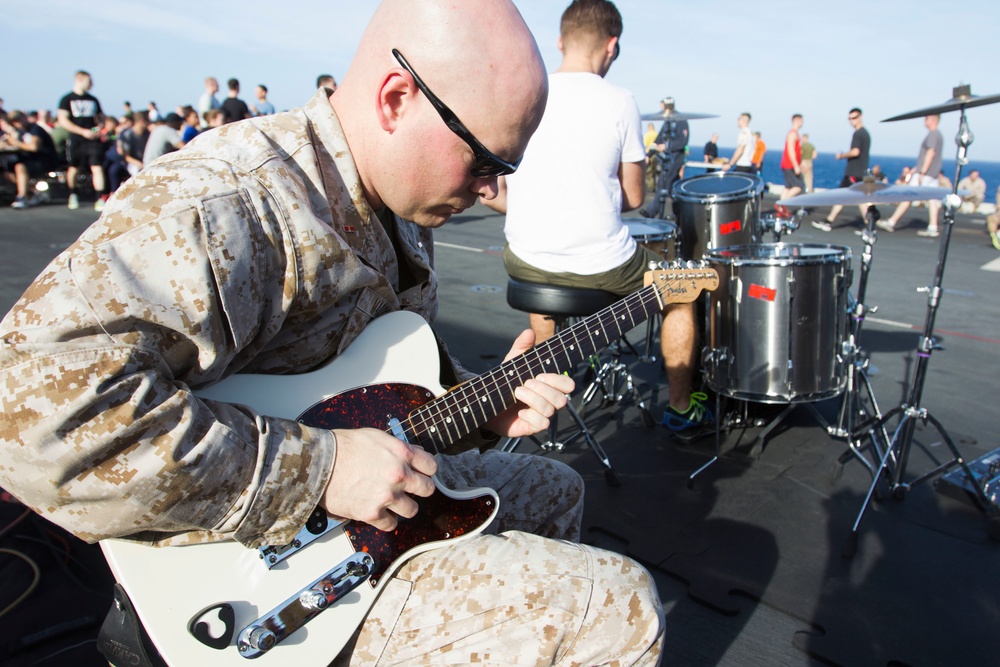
[777,181,964,207]
[883,84,1000,122]
[640,110,718,121]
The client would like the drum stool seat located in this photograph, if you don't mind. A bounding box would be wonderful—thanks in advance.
[505,279,619,319]
[503,278,654,486]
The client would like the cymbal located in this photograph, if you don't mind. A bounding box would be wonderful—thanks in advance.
[883,84,1000,122]
[777,181,964,207]
[640,110,718,121]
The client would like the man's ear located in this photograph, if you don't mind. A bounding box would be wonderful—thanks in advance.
[375,70,412,133]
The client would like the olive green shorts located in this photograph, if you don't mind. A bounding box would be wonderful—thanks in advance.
[503,244,663,297]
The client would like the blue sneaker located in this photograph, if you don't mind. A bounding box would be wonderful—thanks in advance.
[662,392,715,432]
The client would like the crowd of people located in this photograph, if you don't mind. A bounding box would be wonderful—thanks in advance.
[0,72,339,210]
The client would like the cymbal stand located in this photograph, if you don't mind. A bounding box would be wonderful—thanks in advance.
[846,107,1000,554]
[827,203,893,477]
[650,150,679,220]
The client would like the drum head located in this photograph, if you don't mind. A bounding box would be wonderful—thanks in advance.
[708,242,851,265]
[672,172,764,203]
[624,219,677,238]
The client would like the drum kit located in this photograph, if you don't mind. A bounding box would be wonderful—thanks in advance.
[630,85,1000,543]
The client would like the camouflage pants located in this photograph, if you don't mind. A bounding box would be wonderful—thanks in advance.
[334,450,665,665]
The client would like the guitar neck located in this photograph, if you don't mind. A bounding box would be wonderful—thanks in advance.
[402,283,663,452]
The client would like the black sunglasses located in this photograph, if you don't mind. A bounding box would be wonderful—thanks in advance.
[392,48,521,178]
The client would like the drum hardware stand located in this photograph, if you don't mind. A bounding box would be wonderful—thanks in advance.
[649,150,680,221]
[760,206,803,242]
[501,394,620,487]
[639,313,661,363]
[846,105,1000,554]
[826,202,894,477]
[687,350,789,482]
[576,335,656,428]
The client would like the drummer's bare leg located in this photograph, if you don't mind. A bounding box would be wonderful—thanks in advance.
[661,301,696,410]
[528,313,556,344]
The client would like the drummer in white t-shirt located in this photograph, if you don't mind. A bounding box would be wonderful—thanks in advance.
[483,0,714,434]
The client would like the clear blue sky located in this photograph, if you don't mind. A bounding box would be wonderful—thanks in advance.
[4,0,999,159]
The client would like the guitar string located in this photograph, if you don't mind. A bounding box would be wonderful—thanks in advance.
[402,272,704,450]
[402,271,708,449]
[406,277,675,449]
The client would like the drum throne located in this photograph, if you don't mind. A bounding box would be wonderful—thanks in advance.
[501,278,657,486]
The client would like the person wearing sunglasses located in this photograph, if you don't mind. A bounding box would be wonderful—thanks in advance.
[489,0,714,438]
[812,107,871,231]
[0,0,664,665]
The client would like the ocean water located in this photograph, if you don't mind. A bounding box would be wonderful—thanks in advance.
[711,148,1000,197]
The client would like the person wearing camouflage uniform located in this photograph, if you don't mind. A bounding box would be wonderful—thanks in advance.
[0,1,665,664]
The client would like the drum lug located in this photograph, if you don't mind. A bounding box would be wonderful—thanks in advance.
[731,276,742,303]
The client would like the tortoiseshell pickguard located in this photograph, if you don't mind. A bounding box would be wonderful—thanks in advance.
[296,383,497,587]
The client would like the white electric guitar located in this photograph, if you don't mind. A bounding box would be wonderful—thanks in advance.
[100,266,717,665]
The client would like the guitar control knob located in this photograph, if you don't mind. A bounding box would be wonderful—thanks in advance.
[300,589,329,611]
[247,626,276,652]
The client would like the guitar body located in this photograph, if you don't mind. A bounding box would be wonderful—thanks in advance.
[101,311,500,666]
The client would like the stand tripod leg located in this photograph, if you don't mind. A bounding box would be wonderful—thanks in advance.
[835,367,894,478]
[844,406,908,557]
[747,403,799,458]
[560,400,620,487]
[688,391,724,484]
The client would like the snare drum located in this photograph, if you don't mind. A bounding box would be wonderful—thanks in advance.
[625,219,678,262]
[704,243,853,403]
[672,172,765,259]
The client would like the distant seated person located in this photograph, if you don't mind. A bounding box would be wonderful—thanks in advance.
[316,73,337,91]
[957,169,986,212]
[142,112,185,166]
[0,110,58,209]
[870,164,888,183]
[109,111,149,191]
[202,108,224,129]
[894,166,913,185]
[987,184,1000,251]
[180,105,200,143]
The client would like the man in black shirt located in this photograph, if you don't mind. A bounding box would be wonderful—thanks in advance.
[57,70,107,210]
[220,78,251,124]
[639,97,689,219]
[703,132,719,171]
[813,107,870,231]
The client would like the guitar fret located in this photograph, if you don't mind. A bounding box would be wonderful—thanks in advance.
[400,272,711,452]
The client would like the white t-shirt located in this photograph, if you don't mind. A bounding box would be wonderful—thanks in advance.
[503,72,646,275]
[736,126,755,167]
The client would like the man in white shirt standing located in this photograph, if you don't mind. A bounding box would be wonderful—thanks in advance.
[485,0,713,434]
[723,112,756,173]
[197,76,220,128]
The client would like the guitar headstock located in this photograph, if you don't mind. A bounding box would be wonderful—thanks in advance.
[644,262,720,304]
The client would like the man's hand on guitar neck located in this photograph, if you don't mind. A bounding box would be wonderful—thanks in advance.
[321,427,438,532]
[482,329,576,439]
